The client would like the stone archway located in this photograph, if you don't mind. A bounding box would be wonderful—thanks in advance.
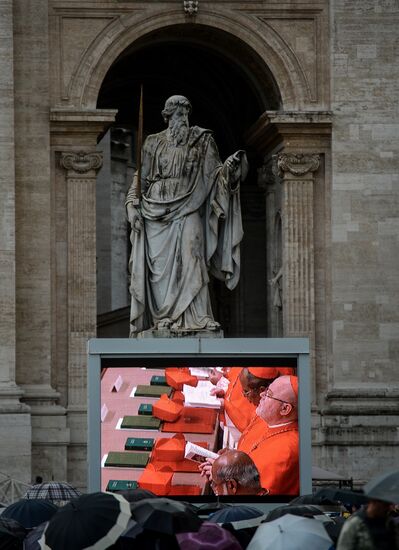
[95,26,283,338]
[49,5,331,487]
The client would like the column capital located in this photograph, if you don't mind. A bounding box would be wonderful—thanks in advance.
[60,151,103,176]
[277,153,320,179]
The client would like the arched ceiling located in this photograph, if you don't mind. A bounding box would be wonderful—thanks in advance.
[97,24,281,159]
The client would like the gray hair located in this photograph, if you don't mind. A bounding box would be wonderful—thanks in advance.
[162,95,192,123]
[216,452,262,491]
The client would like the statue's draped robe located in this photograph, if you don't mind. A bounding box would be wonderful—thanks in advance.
[126,126,244,334]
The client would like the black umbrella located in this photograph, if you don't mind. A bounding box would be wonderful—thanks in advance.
[363,469,399,504]
[0,518,26,539]
[265,504,331,524]
[289,494,339,506]
[2,500,58,529]
[38,492,131,550]
[0,525,24,550]
[323,516,346,544]
[117,488,156,503]
[130,497,203,535]
[314,487,368,507]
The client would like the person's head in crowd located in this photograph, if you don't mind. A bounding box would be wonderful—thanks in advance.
[211,450,268,496]
[256,375,298,426]
[366,498,394,519]
[208,367,223,386]
[239,367,279,405]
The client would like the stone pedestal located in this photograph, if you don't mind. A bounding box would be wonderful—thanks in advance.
[138,329,224,338]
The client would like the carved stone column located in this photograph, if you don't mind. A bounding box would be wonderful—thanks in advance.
[60,152,103,410]
[277,153,320,337]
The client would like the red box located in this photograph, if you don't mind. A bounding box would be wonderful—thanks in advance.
[138,464,173,495]
[153,394,183,422]
[165,368,199,390]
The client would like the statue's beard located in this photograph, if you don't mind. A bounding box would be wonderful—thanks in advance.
[169,119,189,145]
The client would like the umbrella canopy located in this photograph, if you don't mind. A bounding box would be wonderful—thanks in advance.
[0,525,24,550]
[314,487,368,507]
[130,497,202,535]
[38,492,131,550]
[289,494,339,506]
[176,522,242,550]
[363,469,399,504]
[117,488,156,503]
[2,500,58,529]
[247,514,333,550]
[209,506,264,524]
[23,482,81,504]
[265,504,331,523]
[0,518,27,539]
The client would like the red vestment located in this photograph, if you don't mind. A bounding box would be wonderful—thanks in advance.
[224,367,256,433]
[243,421,299,495]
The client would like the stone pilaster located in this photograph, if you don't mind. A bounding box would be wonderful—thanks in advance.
[60,152,103,409]
[0,0,32,482]
[277,153,320,337]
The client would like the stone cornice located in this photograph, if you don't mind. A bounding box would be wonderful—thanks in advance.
[245,110,332,153]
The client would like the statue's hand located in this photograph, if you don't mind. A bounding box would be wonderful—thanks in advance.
[224,150,249,184]
[127,203,142,232]
[224,154,241,183]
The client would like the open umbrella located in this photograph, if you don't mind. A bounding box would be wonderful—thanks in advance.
[117,488,156,503]
[247,514,333,550]
[2,500,58,529]
[130,497,202,535]
[209,506,264,524]
[363,469,399,504]
[0,517,26,550]
[0,518,27,539]
[23,482,81,505]
[314,487,368,507]
[38,492,131,550]
[176,522,242,550]
[265,504,331,523]
[289,494,339,506]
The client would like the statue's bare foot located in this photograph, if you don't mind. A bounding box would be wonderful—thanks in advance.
[157,318,172,329]
[205,320,220,331]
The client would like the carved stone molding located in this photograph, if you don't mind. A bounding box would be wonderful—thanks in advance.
[60,151,103,175]
[277,153,320,178]
[184,1,198,16]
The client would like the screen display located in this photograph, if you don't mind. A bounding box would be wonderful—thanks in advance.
[99,360,299,500]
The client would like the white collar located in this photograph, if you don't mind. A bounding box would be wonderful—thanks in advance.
[268,420,296,428]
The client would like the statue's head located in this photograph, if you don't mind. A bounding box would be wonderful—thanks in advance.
[162,95,192,123]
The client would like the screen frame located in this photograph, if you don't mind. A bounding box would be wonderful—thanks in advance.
[87,337,311,504]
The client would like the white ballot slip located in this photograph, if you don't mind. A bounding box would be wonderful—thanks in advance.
[183,380,221,409]
[184,441,219,463]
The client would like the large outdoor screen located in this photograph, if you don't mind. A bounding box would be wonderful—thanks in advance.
[88,339,311,504]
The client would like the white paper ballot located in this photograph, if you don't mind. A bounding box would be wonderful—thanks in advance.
[184,441,219,463]
[183,380,221,409]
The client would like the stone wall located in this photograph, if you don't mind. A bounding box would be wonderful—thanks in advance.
[317,0,399,479]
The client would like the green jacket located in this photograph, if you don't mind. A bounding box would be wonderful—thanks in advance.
[336,511,399,550]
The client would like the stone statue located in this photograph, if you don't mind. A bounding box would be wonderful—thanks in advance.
[126,95,248,337]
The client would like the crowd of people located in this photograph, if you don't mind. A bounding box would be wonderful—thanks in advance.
[0,366,397,549]
[0,477,398,549]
